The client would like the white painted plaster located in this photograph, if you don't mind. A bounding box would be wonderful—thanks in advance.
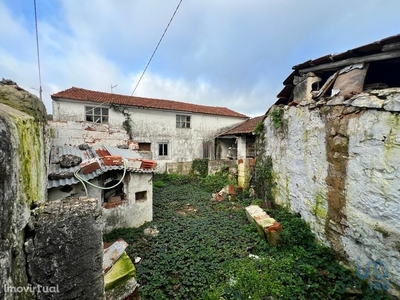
[52,99,247,172]
[264,102,400,296]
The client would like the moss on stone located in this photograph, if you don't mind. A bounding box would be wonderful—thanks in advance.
[374,224,390,238]
[0,87,47,123]
[105,252,136,291]
[313,192,327,219]
[15,115,44,205]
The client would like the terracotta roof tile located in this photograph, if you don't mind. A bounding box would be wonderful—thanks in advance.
[52,87,248,118]
[219,115,265,136]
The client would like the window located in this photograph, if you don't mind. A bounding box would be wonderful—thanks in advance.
[158,143,168,156]
[176,115,191,128]
[85,106,109,123]
[135,191,147,202]
[138,143,151,151]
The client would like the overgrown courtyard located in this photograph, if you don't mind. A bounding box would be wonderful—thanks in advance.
[104,174,389,299]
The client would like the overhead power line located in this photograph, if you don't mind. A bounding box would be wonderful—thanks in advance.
[33,0,43,101]
[131,0,183,96]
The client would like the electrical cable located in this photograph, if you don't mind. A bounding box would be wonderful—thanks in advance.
[74,159,128,197]
[131,0,183,96]
[33,0,43,101]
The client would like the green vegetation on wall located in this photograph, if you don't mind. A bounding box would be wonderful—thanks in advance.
[270,107,284,129]
[15,116,44,205]
[253,121,264,136]
[254,156,275,204]
[110,103,133,139]
[191,158,209,177]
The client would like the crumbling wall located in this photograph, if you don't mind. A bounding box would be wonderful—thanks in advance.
[102,172,153,234]
[0,81,106,300]
[26,197,104,300]
[166,161,193,175]
[264,90,400,297]
[0,80,48,300]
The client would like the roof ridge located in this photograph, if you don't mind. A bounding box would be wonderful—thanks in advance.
[60,87,237,110]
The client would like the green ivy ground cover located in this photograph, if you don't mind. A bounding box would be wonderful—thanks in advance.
[104,174,390,299]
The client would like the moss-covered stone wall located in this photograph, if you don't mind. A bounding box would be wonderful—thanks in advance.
[0,80,48,300]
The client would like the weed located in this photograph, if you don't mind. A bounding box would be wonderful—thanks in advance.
[110,103,133,139]
[199,167,235,193]
[104,176,390,300]
[254,156,275,203]
[270,107,284,129]
[191,158,209,177]
[253,121,264,136]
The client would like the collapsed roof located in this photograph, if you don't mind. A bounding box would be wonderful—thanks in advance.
[276,34,400,105]
[48,145,155,189]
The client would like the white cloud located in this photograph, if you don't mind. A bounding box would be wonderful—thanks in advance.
[1,0,400,116]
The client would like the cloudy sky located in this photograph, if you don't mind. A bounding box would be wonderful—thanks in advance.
[1,0,400,117]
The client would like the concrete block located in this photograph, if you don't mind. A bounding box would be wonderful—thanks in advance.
[245,205,282,245]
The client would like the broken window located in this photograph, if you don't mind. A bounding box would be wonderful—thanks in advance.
[135,191,147,202]
[138,143,151,151]
[176,115,191,128]
[103,174,126,204]
[85,106,109,123]
[158,143,168,156]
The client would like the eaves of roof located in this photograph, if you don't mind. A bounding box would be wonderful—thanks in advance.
[217,115,265,136]
[292,34,400,72]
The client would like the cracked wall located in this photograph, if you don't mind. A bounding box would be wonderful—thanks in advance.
[27,197,104,300]
[264,89,400,297]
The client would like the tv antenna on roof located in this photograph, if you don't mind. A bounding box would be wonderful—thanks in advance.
[110,84,117,94]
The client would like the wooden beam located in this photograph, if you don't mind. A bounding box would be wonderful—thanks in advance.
[298,50,400,74]
[382,42,400,52]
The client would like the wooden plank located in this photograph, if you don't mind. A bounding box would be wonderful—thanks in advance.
[313,71,339,99]
[298,50,400,74]
[382,42,400,52]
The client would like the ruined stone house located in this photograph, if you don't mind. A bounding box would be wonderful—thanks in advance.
[264,33,400,297]
[48,144,155,233]
[50,87,249,172]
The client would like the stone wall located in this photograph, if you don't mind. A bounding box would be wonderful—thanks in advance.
[264,88,400,297]
[26,197,104,300]
[102,172,153,234]
[0,81,107,300]
[0,81,48,300]
[166,161,193,175]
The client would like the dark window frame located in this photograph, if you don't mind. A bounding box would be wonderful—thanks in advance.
[158,143,168,156]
